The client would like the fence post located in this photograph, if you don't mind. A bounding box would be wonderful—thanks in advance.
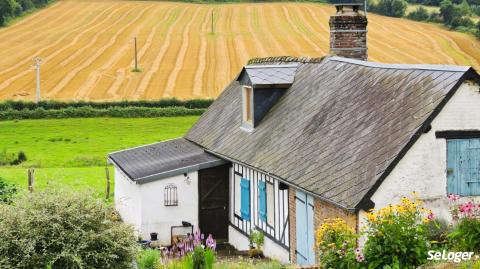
[105,167,110,199]
[28,168,34,192]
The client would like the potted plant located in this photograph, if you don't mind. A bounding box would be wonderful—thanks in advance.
[248,229,264,258]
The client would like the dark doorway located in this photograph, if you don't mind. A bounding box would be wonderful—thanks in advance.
[198,164,230,240]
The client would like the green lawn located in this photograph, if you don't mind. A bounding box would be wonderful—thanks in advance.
[0,117,198,194]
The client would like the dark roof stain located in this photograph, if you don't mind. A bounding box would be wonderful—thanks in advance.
[185,56,478,209]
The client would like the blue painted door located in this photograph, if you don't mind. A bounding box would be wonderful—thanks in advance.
[296,190,315,265]
[447,139,480,195]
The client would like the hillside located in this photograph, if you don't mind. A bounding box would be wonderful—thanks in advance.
[0,0,479,101]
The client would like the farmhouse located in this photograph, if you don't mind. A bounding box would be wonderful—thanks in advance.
[108,3,480,266]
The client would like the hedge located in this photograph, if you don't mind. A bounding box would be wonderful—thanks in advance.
[0,99,213,111]
[0,106,206,120]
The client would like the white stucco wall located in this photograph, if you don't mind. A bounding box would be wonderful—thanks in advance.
[114,167,199,246]
[359,82,480,230]
[139,172,199,245]
[114,168,142,233]
[228,226,290,263]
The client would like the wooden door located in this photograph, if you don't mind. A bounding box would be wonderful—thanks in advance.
[199,164,230,240]
[295,190,315,265]
[447,139,480,195]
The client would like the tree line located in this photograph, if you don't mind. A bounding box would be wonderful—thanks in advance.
[364,0,480,37]
[0,0,52,26]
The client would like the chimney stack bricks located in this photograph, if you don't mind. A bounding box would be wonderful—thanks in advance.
[329,4,368,61]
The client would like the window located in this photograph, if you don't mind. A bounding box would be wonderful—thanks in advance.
[447,138,480,196]
[258,180,275,226]
[234,173,242,216]
[243,86,253,126]
[164,184,178,206]
[240,178,251,220]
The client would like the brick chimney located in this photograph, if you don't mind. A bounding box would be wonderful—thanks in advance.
[329,3,368,60]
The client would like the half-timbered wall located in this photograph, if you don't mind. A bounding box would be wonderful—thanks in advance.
[229,163,290,249]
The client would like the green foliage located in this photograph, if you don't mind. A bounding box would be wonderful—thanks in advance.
[0,0,53,26]
[192,246,206,269]
[0,190,138,269]
[0,106,205,120]
[425,219,450,249]
[316,218,362,269]
[369,0,408,17]
[249,230,265,249]
[204,249,215,269]
[0,99,213,111]
[136,249,160,269]
[407,6,430,20]
[448,218,480,252]
[363,196,432,268]
[0,149,27,166]
[0,177,16,204]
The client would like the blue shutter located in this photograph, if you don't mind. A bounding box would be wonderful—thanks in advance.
[258,181,267,222]
[447,139,480,195]
[240,178,251,220]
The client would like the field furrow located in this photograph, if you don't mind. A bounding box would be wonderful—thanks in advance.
[0,0,478,100]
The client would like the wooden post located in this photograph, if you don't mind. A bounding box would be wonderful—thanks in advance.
[211,11,214,33]
[105,167,110,199]
[28,168,34,192]
[134,37,138,71]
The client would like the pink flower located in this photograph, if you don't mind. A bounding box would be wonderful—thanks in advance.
[448,194,460,202]
[427,212,435,220]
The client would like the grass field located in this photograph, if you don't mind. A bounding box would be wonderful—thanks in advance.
[0,0,478,101]
[0,117,198,194]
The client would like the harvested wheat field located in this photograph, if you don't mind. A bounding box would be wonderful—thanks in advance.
[0,0,479,101]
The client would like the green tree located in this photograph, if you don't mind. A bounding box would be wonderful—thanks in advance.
[407,6,430,20]
[440,0,461,25]
[375,0,408,17]
[0,0,16,26]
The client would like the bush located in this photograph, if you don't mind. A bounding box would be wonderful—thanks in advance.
[0,106,206,120]
[363,194,434,268]
[0,99,213,111]
[192,246,206,269]
[249,229,265,249]
[447,197,480,252]
[0,149,27,166]
[136,249,160,269]
[369,0,408,17]
[0,190,138,269]
[316,218,363,269]
[0,177,16,204]
[407,6,430,21]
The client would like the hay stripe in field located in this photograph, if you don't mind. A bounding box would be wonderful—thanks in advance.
[0,1,478,101]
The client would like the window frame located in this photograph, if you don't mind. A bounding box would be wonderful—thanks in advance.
[242,86,254,130]
[446,137,480,196]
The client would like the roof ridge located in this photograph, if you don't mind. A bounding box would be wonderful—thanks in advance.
[247,56,326,65]
[329,56,472,72]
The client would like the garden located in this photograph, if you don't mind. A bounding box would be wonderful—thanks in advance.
[316,193,480,269]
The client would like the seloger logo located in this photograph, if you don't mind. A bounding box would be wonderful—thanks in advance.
[427,250,478,263]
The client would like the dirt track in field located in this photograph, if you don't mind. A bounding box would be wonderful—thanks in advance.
[0,0,479,101]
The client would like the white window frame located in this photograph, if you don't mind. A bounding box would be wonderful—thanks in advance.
[266,182,275,227]
[242,86,254,130]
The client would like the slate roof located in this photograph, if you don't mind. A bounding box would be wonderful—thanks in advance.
[185,56,479,210]
[238,64,299,86]
[108,138,225,184]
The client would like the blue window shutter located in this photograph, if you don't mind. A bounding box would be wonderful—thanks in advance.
[240,178,251,220]
[258,181,267,222]
[447,139,480,196]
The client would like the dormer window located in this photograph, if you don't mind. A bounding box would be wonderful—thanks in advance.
[236,63,299,130]
[242,86,254,129]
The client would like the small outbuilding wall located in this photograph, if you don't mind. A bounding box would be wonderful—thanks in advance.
[359,82,480,229]
[114,167,199,246]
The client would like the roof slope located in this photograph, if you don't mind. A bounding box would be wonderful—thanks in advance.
[108,138,225,183]
[185,56,478,209]
[239,64,299,86]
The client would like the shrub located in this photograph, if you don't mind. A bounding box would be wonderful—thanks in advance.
[0,177,16,204]
[136,249,160,269]
[363,193,434,268]
[0,149,27,166]
[316,218,363,269]
[447,196,480,252]
[192,246,206,269]
[249,229,265,249]
[407,6,430,21]
[0,189,138,269]
[369,0,408,17]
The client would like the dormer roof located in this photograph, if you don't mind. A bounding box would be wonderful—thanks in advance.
[237,64,299,88]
